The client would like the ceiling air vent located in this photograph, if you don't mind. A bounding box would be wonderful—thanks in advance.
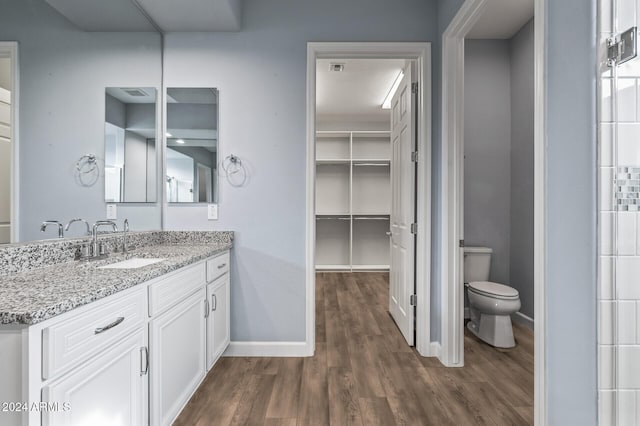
[329,63,345,72]
[123,88,148,97]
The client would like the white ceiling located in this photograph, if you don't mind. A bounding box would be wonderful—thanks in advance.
[44,0,242,32]
[467,0,534,39]
[316,58,405,123]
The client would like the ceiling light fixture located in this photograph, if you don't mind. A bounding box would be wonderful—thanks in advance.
[381,71,404,110]
[166,132,172,137]
[176,139,185,144]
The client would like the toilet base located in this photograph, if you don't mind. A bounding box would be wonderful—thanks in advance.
[467,313,516,348]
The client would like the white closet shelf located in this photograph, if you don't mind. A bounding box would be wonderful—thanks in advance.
[316,265,352,271]
[351,265,390,271]
[316,158,351,164]
[352,159,390,165]
[315,129,391,272]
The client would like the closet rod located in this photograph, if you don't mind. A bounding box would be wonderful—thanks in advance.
[353,216,389,220]
[352,163,390,167]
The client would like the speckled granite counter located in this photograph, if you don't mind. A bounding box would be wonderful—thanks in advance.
[0,231,233,325]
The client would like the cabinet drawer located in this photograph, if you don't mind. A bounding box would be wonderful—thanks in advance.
[206,251,230,283]
[42,288,146,380]
[149,263,205,317]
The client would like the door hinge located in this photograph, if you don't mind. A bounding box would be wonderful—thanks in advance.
[410,223,417,234]
[410,294,417,306]
[459,239,465,247]
[608,27,638,67]
[411,82,418,94]
[411,151,418,162]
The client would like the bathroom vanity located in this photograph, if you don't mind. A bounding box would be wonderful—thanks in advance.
[0,231,232,426]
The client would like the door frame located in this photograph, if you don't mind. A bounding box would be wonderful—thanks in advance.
[0,42,19,243]
[440,0,546,424]
[306,42,432,357]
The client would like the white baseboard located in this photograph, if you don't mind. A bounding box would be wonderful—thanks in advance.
[223,341,311,357]
[512,311,534,330]
[429,341,442,358]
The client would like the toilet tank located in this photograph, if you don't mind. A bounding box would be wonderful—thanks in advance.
[463,247,492,283]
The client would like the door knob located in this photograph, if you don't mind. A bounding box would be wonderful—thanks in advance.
[386,231,392,237]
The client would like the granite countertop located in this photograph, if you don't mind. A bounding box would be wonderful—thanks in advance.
[0,241,232,325]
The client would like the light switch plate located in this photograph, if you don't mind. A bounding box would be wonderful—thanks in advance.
[106,204,117,220]
[207,204,218,220]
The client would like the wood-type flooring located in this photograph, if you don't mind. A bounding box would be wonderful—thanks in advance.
[175,272,534,425]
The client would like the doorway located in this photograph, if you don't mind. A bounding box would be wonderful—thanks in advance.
[440,0,545,423]
[0,42,18,244]
[306,42,432,356]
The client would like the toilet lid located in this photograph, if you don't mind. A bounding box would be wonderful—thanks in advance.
[468,281,519,299]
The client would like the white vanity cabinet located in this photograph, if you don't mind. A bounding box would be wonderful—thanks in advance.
[148,249,231,426]
[41,329,147,426]
[206,274,230,370]
[149,289,206,426]
[0,249,231,426]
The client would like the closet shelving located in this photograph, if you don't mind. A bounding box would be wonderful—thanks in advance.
[315,130,391,271]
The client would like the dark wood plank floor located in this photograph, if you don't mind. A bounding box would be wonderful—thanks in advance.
[175,272,534,425]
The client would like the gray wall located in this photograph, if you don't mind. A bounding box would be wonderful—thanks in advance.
[546,0,597,423]
[509,19,534,319]
[464,40,512,285]
[163,0,438,342]
[0,0,162,241]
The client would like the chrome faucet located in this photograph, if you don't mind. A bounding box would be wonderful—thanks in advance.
[122,218,130,253]
[92,220,118,258]
[65,218,91,236]
[40,221,64,238]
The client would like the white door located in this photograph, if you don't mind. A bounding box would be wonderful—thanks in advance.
[206,274,230,370]
[389,66,416,346]
[0,87,11,244]
[150,289,206,426]
[42,330,147,426]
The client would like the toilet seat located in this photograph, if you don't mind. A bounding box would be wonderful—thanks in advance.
[468,281,519,300]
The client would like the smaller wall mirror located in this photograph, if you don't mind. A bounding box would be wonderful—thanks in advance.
[166,87,218,203]
[105,87,158,203]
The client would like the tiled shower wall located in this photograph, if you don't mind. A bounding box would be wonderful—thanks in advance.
[599,0,640,423]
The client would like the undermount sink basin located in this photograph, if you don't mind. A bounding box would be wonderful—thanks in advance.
[98,258,165,270]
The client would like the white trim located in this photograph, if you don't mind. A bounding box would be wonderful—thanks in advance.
[306,42,433,357]
[533,0,546,424]
[0,42,19,243]
[440,0,487,369]
[513,311,535,330]
[223,341,309,357]
[429,341,442,358]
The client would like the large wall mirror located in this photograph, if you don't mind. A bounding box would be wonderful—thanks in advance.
[105,87,158,203]
[166,87,218,204]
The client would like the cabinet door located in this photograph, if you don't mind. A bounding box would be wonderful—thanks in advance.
[206,274,230,370]
[150,289,206,426]
[41,330,147,426]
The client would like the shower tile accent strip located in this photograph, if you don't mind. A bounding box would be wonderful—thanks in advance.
[616,166,640,211]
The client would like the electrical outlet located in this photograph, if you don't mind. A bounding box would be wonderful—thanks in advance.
[207,204,218,220]
[106,204,117,220]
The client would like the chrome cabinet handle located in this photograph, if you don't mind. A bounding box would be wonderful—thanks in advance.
[212,294,217,311]
[217,263,227,269]
[94,317,124,334]
[140,347,149,376]
[204,299,210,318]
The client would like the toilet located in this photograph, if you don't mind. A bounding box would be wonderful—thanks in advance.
[464,247,521,348]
